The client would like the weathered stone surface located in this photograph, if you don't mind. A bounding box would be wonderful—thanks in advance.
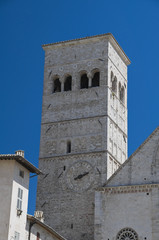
[95,127,159,240]
[36,34,129,240]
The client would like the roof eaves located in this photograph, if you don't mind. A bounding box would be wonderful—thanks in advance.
[0,154,41,175]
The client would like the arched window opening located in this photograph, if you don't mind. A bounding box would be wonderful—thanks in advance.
[112,76,117,93]
[37,232,40,240]
[53,78,61,93]
[118,82,121,96]
[120,86,125,104]
[111,71,114,82]
[67,141,71,153]
[64,76,72,91]
[92,72,100,87]
[80,73,88,89]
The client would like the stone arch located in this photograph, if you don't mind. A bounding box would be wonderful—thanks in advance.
[91,69,100,87]
[80,71,89,89]
[64,74,72,91]
[52,75,61,93]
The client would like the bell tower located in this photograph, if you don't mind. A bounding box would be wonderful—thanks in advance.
[36,33,130,240]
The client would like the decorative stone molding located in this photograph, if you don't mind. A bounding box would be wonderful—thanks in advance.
[39,151,104,161]
[97,184,159,194]
[116,228,138,240]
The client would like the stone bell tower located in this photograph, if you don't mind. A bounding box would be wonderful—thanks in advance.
[36,33,130,240]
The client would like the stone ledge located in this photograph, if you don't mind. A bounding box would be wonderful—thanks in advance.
[97,184,159,194]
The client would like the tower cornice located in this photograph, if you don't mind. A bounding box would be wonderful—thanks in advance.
[42,33,131,66]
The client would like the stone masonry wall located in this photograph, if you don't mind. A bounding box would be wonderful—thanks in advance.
[95,185,159,240]
[37,35,129,240]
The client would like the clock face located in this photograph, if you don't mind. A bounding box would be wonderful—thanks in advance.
[66,161,95,192]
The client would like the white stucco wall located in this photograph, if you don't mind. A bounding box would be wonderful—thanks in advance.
[0,159,30,240]
[8,161,30,240]
[0,160,14,239]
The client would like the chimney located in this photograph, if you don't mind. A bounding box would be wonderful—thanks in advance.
[34,211,44,222]
[15,150,24,158]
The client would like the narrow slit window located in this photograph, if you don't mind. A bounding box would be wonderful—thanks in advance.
[53,78,61,93]
[92,72,100,87]
[80,73,88,89]
[19,170,24,178]
[64,76,72,91]
[67,141,71,153]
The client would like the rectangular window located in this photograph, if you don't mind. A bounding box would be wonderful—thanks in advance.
[19,170,24,178]
[14,231,20,240]
[17,188,23,210]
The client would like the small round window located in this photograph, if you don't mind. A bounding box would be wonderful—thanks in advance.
[116,228,138,240]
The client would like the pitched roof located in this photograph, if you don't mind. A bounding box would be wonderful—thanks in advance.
[103,126,159,187]
[27,215,67,240]
[0,153,41,174]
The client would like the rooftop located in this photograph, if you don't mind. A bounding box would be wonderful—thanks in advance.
[27,214,67,240]
[0,150,41,175]
[42,33,131,66]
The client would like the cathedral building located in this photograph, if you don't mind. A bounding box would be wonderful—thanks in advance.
[95,126,159,240]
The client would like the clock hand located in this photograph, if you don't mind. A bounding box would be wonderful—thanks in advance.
[82,172,89,177]
[74,172,89,180]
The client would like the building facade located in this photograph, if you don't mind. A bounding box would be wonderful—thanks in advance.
[94,126,159,240]
[36,34,130,240]
[0,151,66,240]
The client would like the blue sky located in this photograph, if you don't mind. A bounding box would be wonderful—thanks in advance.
[0,0,159,214]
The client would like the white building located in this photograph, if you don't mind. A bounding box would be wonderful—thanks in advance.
[0,150,66,240]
